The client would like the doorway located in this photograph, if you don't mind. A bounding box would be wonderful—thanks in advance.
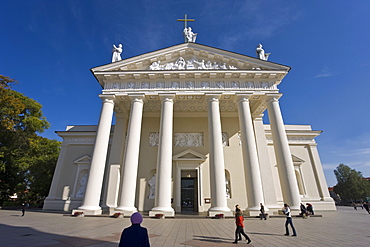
[181,177,198,212]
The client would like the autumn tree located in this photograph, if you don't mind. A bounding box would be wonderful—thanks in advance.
[0,75,60,205]
[333,164,370,202]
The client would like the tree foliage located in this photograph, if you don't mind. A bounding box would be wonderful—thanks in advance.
[0,75,60,205]
[333,164,370,202]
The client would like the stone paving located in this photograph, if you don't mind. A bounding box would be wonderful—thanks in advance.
[0,206,369,247]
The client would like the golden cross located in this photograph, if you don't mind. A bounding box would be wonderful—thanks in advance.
[177,14,195,30]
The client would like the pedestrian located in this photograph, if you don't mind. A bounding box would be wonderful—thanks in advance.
[118,212,150,247]
[306,203,314,215]
[363,202,370,214]
[300,203,307,219]
[283,204,297,236]
[259,203,267,220]
[232,205,251,244]
[352,202,357,210]
[21,201,28,217]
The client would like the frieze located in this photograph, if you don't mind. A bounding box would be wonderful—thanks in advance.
[104,81,275,91]
[149,132,230,146]
[149,132,204,147]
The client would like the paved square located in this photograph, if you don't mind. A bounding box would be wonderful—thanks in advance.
[0,206,369,246]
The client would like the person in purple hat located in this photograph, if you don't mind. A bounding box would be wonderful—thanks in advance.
[119,212,150,247]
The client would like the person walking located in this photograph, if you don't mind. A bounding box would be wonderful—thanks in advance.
[119,212,150,247]
[259,203,267,220]
[283,204,297,237]
[232,205,251,244]
[21,201,28,217]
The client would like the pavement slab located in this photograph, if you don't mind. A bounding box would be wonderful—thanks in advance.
[0,206,369,247]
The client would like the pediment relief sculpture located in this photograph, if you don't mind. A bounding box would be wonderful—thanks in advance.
[149,56,239,71]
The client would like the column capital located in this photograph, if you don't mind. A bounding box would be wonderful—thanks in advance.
[205,93,222,102]
[265,93,282,104]
[99,94,115,103]
[158,93,176,103]
[127,93,146,103]
[235,93,253,103]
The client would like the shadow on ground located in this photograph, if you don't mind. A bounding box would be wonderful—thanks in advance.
[181,235,252,246]
[0,224,118,247]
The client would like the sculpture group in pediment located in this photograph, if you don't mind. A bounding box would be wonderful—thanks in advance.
[149,56,238,71]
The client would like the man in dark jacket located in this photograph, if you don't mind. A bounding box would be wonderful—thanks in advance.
[119,212,150,247]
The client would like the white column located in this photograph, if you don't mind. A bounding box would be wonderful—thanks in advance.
[101,113,128,214]
[266,96,300,210]
[116,95,145,215]
[150,94,175,217]
[206,94,232,216]
[76,95,115,215]
[252,113,280,212]
[236,95,265,215]
[307,144,334,202]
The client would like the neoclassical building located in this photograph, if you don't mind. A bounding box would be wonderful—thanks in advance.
[43,42,336,216]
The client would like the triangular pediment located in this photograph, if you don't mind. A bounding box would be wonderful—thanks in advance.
[292,154,305,164]
[74,155,91,164]
[173,149,206,161]
[92,43,290,73]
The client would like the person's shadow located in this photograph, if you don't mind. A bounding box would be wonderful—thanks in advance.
[0,224,117,246]
[192,235,233,243]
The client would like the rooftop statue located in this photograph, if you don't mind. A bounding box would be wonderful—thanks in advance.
[183,27,197,43]
[256,43,270,61]
[112,44,123,63]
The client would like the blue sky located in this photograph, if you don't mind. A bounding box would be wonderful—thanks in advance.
[1,0,370,186]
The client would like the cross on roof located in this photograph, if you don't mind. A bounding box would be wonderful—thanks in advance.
[177,14,195,30]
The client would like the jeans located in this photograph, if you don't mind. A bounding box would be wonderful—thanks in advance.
[285,217,297,235]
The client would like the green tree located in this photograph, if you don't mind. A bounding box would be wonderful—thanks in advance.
[26,136,60,203]
[0,75,60,205]
[333,164,370,202]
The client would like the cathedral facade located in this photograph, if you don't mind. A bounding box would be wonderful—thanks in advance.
[43,43,336,216]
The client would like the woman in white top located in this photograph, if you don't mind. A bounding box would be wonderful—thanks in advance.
[283,204,297,236]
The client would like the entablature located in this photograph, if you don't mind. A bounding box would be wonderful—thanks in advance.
[95,70,286,88]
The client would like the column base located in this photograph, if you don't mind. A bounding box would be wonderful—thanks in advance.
[72,208,102,215]
[208,207,233,217]
[115,206,137,216]
[149,207,175,217]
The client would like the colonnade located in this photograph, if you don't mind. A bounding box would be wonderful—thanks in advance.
[77,93,301,215]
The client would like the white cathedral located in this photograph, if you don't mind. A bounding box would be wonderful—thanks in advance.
[43,33,336,217]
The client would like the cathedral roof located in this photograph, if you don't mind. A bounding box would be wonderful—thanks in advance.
[91,42,290,88]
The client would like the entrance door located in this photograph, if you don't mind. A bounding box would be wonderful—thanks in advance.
[181,178,197,211]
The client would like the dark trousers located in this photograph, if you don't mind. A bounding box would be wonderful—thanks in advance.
[235,226,250,242]
[260,212,267,220]
[285,217,296,235]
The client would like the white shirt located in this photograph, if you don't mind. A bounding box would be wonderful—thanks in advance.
[283,207,292,218]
